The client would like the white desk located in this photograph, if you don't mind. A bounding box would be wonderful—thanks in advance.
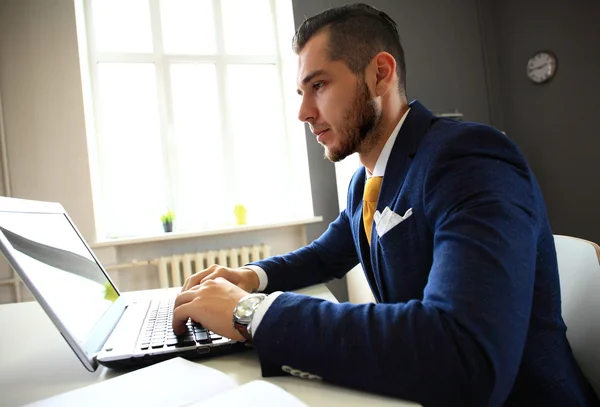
[0,285,417,407]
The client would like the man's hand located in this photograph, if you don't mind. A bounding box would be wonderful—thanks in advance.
[181,264,259,293]
[172,277,248,341]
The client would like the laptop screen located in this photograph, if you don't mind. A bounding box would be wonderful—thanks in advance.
[0,211,118,343]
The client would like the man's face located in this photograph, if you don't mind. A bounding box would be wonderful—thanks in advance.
[296,32,381,162]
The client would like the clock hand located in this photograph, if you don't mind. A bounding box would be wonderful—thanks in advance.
[528,62,548,72]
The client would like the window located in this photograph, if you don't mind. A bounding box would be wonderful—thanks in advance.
[81,0,312,239]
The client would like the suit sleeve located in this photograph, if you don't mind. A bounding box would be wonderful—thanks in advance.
[252,125,540,407]
[249,207,359,293]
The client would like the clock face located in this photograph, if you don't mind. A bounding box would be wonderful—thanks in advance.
[527,51,557,84]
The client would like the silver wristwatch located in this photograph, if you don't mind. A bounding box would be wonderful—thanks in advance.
[232,293,268,342]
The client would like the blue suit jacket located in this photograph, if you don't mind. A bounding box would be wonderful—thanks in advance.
[251,101,599,406]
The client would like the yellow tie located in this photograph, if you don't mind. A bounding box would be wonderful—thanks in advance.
[363,176,383,245]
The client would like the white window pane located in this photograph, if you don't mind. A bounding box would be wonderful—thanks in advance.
[91,0,153,53]
[97,63,167,237]
[226,64,288,223]
[160,0,216,54]
[221,0,276,55]
[170,64,226,230]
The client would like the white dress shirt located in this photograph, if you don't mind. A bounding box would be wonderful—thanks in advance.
[245,108,411,337]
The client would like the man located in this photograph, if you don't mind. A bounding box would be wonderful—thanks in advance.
[172,3,599,406]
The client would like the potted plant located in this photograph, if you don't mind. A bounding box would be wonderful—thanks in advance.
[234,204,247,225]
[160,210,175,233]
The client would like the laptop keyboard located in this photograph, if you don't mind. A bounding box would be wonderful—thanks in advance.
[137,297,223,351]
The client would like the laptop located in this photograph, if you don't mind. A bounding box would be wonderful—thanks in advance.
[0,197,247,372]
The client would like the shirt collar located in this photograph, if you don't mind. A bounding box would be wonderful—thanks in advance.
[366,108,411,179]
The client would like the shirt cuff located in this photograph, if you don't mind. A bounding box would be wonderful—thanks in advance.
[249,291,283,337]
[243,265,268,292]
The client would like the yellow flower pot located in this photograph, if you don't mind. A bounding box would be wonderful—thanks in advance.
[234,204,247,225]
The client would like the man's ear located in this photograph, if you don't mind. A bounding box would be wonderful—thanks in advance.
[373,52,397,97]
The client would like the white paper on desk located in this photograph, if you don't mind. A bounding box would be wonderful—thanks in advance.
[23,357,236,407]
[188,380,308,407]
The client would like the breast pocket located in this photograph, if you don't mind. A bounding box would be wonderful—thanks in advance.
[377,213,418,253]
[375,213,431,302]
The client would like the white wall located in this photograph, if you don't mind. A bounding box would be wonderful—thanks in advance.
[0,0,96,240]
[0,0,97,303]
[0,0,319,304]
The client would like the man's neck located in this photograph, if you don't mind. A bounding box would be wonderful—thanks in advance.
[360,100,409,174]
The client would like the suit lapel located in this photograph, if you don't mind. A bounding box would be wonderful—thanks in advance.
[375,100,433,217]
[368,101,434,299]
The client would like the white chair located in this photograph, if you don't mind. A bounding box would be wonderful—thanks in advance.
[346,264,376,304]
[555,234,600,394]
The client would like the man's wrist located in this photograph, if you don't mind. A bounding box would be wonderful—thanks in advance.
[241,265,268,292]
[239,267,260,292]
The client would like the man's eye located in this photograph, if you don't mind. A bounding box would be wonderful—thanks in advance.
[312,81,324,91]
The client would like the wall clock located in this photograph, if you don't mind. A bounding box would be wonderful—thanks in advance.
[527,51,558,84]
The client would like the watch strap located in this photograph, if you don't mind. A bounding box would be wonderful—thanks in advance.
[233,320,253,341]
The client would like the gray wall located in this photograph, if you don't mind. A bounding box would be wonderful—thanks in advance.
[0,0,99,303]
[0,0,96,240]
[480,0,600,243]
[291,0,493,301]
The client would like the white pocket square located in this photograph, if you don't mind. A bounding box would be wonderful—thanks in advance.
[374,207,413,237]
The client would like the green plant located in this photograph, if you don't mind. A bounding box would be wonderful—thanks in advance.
[160,209,175,224]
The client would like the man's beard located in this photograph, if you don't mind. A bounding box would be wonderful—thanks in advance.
[324,78,381,162]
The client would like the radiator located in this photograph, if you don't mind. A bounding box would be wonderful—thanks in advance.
[157,244,271,288]
[0,244,272,303]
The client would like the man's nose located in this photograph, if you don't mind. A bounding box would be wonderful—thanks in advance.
[297,97,317,123]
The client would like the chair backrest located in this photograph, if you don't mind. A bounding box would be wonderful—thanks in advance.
[554,234,600,394]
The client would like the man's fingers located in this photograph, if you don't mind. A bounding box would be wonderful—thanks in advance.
[172,298,203,335]
[200,271,216,285]
[200,270,232,285]
[182,266,217,291]
[174,286,201,309]
[182,275,196,292]
[172,301,193,335]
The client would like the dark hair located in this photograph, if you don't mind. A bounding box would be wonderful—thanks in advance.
[293,3,406,96]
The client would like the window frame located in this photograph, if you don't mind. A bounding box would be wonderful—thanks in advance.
[82,0,311,239]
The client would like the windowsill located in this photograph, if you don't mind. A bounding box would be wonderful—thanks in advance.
[90,216,324,248]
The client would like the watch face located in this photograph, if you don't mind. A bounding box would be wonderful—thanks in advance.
[527,51,557,84]
[234,294,266,323]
